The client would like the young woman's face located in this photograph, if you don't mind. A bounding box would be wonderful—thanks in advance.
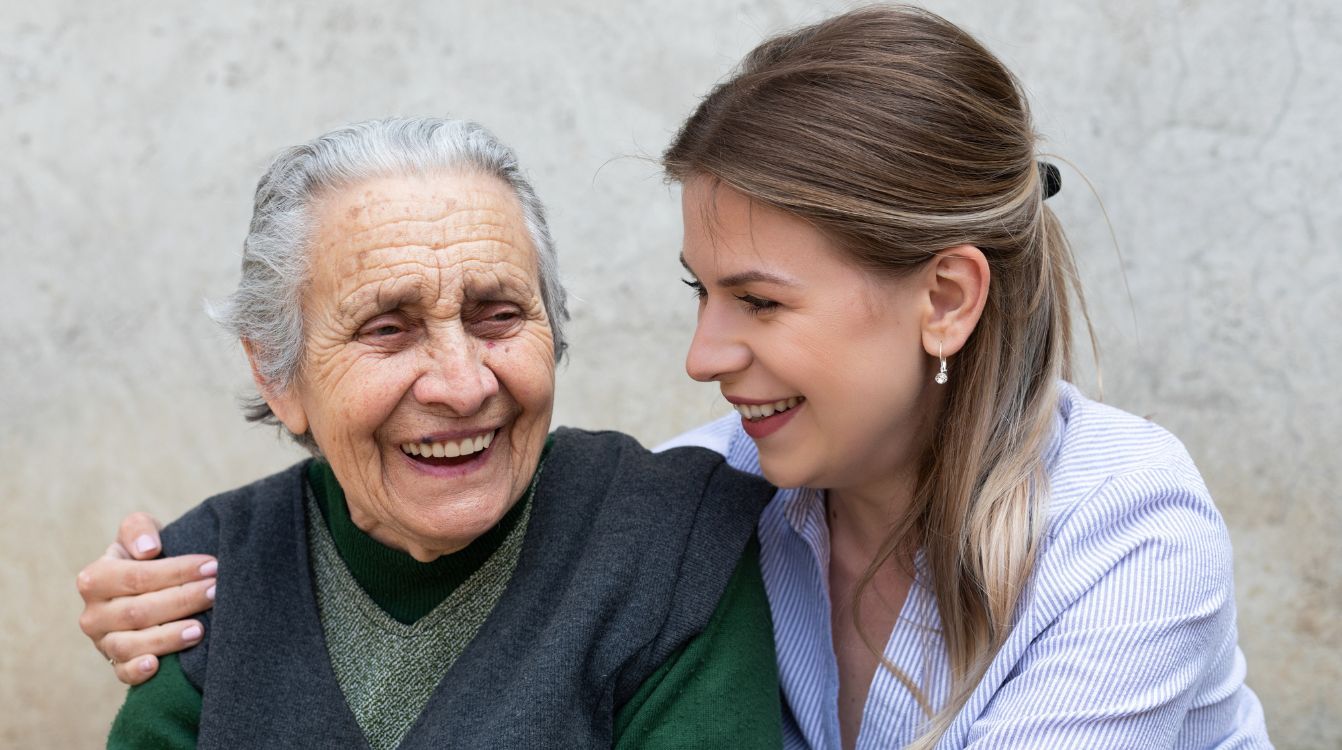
[680,179,938,498]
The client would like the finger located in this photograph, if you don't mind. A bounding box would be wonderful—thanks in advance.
[90,576,216,633]
[113,654,160,686]
[102,619,206,664]
[103,542,130,561]
[116,512,165,560]
[77,553,217,601]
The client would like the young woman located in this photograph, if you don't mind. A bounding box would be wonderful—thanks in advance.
[78,7,1269,748]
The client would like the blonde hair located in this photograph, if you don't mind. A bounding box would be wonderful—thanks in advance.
[663,6,1083,746]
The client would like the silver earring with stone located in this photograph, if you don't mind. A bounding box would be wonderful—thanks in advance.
[934,343,949,385]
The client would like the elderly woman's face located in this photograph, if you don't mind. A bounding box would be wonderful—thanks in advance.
[264,172,556,561]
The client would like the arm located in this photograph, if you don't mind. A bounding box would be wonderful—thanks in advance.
[77,513,217,685]
[614,536,784,749]
[963,472,1269,749]
[107,652,202,748]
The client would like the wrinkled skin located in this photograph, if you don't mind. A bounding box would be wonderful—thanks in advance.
[266,172,556,561]
[77,170,558,679]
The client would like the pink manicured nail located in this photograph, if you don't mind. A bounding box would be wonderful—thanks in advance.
[205,585,216,601]
[134,534,158,555]
[198,560,218,576]
[181,625,203,641]
[138,657,155,673]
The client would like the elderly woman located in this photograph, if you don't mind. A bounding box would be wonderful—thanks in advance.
[100,118,783,748]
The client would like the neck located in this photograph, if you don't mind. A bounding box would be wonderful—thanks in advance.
[826,392,943,567]
[826,470,918,571]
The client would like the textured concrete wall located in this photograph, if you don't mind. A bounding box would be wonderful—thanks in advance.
[3,1,1337,746]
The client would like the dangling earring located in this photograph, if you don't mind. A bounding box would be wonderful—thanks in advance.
[934,342,949,385]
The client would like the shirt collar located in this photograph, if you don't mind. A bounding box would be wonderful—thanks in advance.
[779,485,826,537]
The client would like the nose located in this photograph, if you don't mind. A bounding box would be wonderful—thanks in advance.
[411,328,500,415]
[685,302,751,382]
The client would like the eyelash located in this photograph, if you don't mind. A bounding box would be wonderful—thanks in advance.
[681,278,778,315]
[356,304,523,346]
[474,306,522,336]
[734,293,779,315]
[359,318,409,341]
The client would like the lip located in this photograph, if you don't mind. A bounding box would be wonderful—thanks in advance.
[409,427,500,444]
[738,399,803,440]
[398,427,501,479]
[724,395,801,406]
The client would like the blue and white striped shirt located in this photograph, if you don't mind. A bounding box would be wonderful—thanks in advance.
[661,382,1271,749]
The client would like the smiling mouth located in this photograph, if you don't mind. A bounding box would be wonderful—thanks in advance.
[400,430,496,466]
[732,397,804,421]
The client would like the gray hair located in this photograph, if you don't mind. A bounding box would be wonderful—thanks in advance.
[208,117,569,450]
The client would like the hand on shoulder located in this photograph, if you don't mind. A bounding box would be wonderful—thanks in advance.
[76,512,216,685]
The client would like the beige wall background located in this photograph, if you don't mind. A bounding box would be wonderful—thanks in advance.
[3,0,1338,746]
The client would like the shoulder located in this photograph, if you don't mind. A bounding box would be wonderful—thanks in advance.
[963,386,1264,746]
[653,414,765,479]
[653,414,740,456]
[155,461,310,691]
[1031,382,1233,614]
[1045,382,1217,532]
[159,461,310,558]
[550,426,773,511]
[532,429,776,707]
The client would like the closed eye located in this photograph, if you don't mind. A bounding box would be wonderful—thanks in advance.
[734,293,779,314]
[681,277,706,300]
[357,314,415,348]
[469,302,526,338]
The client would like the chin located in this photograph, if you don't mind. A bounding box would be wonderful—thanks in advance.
[757,459,810,491]
[422,495,515,549]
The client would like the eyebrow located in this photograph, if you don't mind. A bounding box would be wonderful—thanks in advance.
[338,273,534,321]
[679,253,797,288]
[338,282,422,320]
[463,276,532,304]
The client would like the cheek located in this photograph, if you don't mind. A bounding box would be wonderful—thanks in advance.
[806,335,919,425]
[317,356,420,435]
[495,332,557,416]
[511,359,556,415]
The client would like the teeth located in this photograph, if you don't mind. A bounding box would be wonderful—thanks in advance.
[401,430,497,459]
[733,397,802,421]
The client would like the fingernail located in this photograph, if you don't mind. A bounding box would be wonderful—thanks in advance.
[182,625,203,641]
[138,657,155,673]
[205,585,216,601]
[134,534,158,555]
[198,560,217,576]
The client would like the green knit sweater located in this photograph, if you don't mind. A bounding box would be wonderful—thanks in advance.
[108,459,782,748]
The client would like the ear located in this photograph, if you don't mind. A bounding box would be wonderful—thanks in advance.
[242,339,309,436]
[920,245,990,357]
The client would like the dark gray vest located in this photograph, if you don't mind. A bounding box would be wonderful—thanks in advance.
[161,427,774,748]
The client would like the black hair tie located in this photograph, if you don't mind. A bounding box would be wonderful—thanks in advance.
[1039,161,1062,200]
